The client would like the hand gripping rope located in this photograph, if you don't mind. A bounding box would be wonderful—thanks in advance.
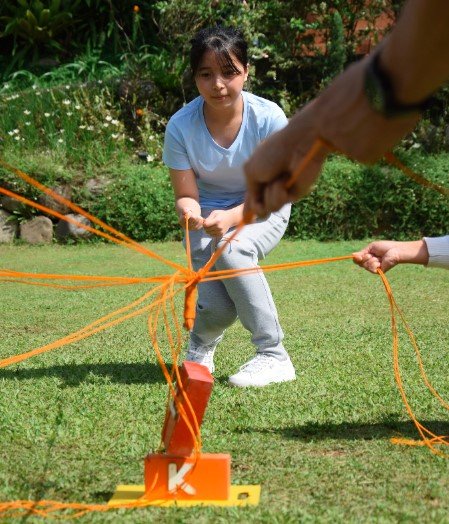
[1,140,449,518]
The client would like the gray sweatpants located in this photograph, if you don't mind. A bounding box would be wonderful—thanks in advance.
[186,204,291,360]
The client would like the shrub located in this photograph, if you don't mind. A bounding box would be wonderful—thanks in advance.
[2,150,449,243]
[287,153,449,240]
[89,164,180,242]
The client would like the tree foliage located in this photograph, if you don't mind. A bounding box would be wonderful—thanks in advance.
[0,0,404,113]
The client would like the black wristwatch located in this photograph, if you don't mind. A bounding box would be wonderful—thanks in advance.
[364,51,432,118]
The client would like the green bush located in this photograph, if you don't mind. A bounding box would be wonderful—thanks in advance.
[76,151,449,242]
[288,153,449,240]
[89,164,180,242]
[2,152,449,243]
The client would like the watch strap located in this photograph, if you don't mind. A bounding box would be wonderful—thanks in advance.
[365,51,432,118]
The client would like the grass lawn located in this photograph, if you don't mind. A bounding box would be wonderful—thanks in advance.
[1,239,449,523]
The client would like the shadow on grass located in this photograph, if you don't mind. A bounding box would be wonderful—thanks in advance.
[0,362,168,386]
[282,418,449,441]
[237,415,449,442]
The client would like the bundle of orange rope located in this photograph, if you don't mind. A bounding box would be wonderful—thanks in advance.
[1,140,449,519]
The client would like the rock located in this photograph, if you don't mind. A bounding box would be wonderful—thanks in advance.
[0,195,22,213]
[0,209,18,242]
[20,216,53,244]
[38,184,72,215]
[55,213,92,241]
[85,177,110,197]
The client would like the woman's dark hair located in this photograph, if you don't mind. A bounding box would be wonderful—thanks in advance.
[190,26,248,76]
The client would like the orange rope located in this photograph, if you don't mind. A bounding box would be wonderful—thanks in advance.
[0,269,171,290]
[182,212,198,330]
[202,255,353,282]
[0,184,188,275]
[384,152,449,197]
[377,270,449,455]
[0,269,171,284]
[0,284,174,368]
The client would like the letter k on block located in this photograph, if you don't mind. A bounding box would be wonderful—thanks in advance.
[168,462,196,495]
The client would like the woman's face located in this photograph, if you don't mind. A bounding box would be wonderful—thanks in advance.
[195,49,248,111]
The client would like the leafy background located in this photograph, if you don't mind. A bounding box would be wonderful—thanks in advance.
[1,0,449,242]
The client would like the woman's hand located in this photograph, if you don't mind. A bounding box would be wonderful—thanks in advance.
[179,207,204,230]
[203,209,234,237]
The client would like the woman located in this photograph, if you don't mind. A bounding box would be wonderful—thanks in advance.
[163,26,295,387]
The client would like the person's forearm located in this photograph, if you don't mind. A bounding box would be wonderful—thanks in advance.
[397,240,429,265]
[227,204,244,227]
[380,0,449,104]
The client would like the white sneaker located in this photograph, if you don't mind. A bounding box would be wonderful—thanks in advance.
[228,354,296,387]
[185,343,216,373]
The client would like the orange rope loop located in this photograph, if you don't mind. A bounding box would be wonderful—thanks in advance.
[377,269,449,456]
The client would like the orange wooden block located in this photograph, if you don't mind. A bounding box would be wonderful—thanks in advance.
[162,361,213,456]
[144,453,230,501]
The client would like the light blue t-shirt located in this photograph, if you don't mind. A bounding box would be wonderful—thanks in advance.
[163,91,288,209]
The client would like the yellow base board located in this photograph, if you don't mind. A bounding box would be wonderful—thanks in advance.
[108,484,260,507]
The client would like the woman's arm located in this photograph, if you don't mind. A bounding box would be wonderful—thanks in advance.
[169,168,204,230]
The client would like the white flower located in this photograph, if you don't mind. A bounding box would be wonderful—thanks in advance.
[65,85,70,90]
[62,99,70,105]
[103,122,110,128]
[105,115,112,121]
[7,130,14,136]
[66,112,73,116]
[14,136,20,141]
[32,85,37,90]
[79,125,86,129]
[13,129,20,134]
[23,109,31,115]
[75,105,81,110]
[44,112,51,117]
[128,137,135,142]
[25,121,31,126]
[111,119,119,126]
[111,133,119,139]
[58,138,64,143]
[147,154,154,162]
[87,125,94,131]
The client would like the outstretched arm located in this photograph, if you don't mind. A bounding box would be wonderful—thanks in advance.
[244,0,449,217]
[352,240,429,273]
